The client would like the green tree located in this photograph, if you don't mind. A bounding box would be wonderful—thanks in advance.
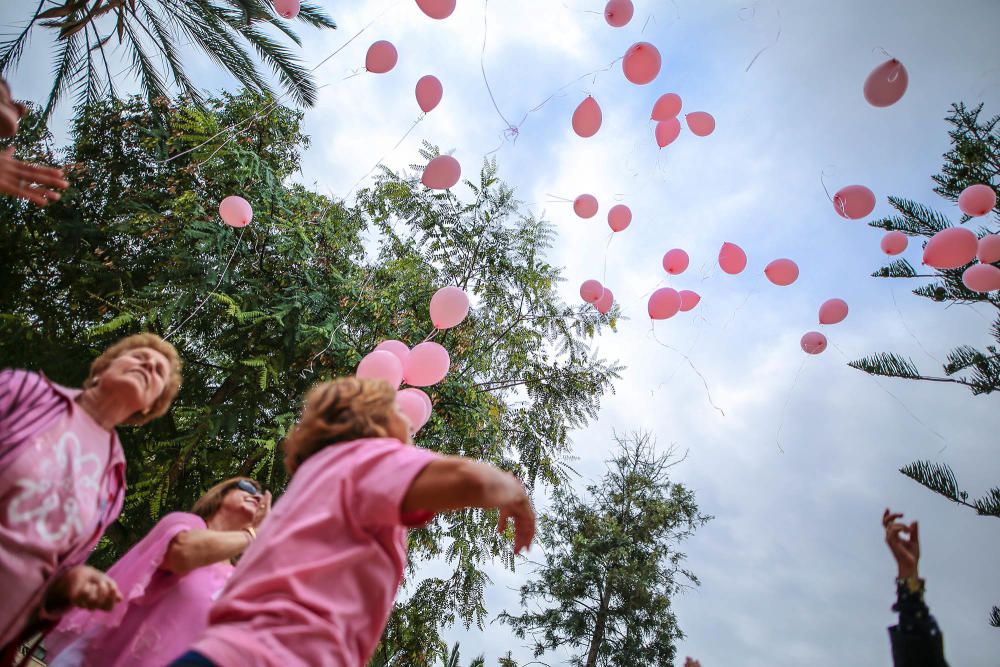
[500,432,710,667]
[1,1,336,119]
[0,92,621,656]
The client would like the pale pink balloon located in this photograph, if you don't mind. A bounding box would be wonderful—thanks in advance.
[685,112,715,137]
[219,196,253,228]
[572,96,602,138]
[422,155,461,190]
[651,93,682,120]
[604,0,634,27]
[832,185,876,220]
[881,231,908,256]
[718,242,747,275]
[923,227,978,269]
[595,288,614,315]
[962,264,1000,292]
[375,340,410,367]
[801,331,827,355]
[396,388,431,433]
[415,75,443,113]
[679,290,701,312]
[978,234,1000,264]
[415,0,456,19]
[580,279,604,304]
[864,59,908,108]
[764,258,799,286]
[403,342,450,387]
[648,288,681,320]
[662,248,689,275]
[958,184,997,217]
[429,286,470,329]
[357,350,404,389]
[655,118,681,148]
[608,204,632,232]
[272,0,300,19]
[818,298,849,325]
[366,40,398,74]
[622,42,661,85]
[574,194,598,218]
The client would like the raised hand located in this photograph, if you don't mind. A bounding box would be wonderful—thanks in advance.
[883,508,919,579]
[0,146,69,206]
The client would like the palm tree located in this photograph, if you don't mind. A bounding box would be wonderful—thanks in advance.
[1,0,335,119]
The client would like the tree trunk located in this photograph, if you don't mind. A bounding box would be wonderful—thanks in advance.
[584,577,613,667]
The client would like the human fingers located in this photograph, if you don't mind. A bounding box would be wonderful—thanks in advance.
[883,511,903,527]
[0,177,55,206]
[13,160,68,189]
[512,504,536,554]
[497,506,510,535]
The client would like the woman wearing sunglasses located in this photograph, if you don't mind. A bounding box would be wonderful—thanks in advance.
[44,477,271,667]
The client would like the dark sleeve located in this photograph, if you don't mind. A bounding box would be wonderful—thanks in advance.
[887,582,949,667]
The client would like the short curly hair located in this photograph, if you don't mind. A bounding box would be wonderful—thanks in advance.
[84,333,183,425]
[283,377,398,473]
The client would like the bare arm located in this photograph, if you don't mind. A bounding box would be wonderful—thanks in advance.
[161,529,252,575]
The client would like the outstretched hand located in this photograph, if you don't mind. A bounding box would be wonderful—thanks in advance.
[0,146,68,206]
[883,508,919,579]
[497,478,536,555]
[48,565,123,613]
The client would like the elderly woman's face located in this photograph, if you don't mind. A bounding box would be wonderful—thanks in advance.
[0,81,25,138]
[220,481,261,523]
[95,346,171,415]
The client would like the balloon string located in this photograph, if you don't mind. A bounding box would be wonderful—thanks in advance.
[774,356,807,454]
[649,324,726,417]
[872,46,894,59]
[890,285,942,365]
[545,193,575,203]
[304,264,379,375]
[343,113,426,201]
[744,7,782,73]
[820,168,848,217]
[480,0,516,134]
[721,288,756,331]
[601,231,614,285]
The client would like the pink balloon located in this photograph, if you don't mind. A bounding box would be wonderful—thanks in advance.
[404,342,450,387]
[655,118,681,148]
[818,298,849,325]
[574,194,598,218]
[651,93,682,121]
[764,258,799,286]
[881,231,908,256]
[923,227,978,269]
[595,288,614,315]
[679,290,701,312]
[622,42,661,85]
[833,185,876,220]
[801,331,827,355]
[429,286,470,329]
[685,112,715,137]
[272,0,300,19]
[422,155,461,190]
[608,204,632,232]
[580,279,604,304]
[962,264,1000,293]
[718,242,747,275]
[978,234,1000,264]
[366,40,398,74]
[604,0,634,27]
[396,388,432,433]
[219,196,252,228]
[357,350,404,389]
[648,288,681,320]
[415,0,456,19]
[662,248,689,275]
[375,340,410,367]
[864,59,908,108]
[415,75,443,113]
[958,184,997,217]
[572,96,602,138]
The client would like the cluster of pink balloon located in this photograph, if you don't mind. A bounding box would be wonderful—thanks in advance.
[652,93,715,148]
[802,297,850,356]
[580,280,615,315]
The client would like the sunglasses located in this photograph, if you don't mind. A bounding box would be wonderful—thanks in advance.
[231,479,262,497]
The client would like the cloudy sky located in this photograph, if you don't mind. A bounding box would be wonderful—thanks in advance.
[4,0,1000,665]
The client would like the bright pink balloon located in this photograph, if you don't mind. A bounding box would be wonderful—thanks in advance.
[366,40,398,74]
[864,59,908,108]
[272,0,300,19]
[833,185,876,220]
[801,331,827,355]
[604,0,634,27]
[881,231,908,256]
[962,264,1000,293]
[662,248,689,275]
[415,0,456,19]
[655,118,681,148]
[574,194,598,218]
[580,279,604,304]
[219,196,252,228]
[429,286,470,329]
[375,340,410,367]
[923,227,978,269]
[679,290,701,312]
[622,42,661,85]
[651,93,682,120]
[572,96,602,138]
[958,184,996,217]
[718,242,747,275]
[422,155,461,190]
[595,288,614,314]
[819,298,849,325]
[396,388,432,433]
[608,205,632,232]
[404,342,450,387]
[978,234,1000,264]
[415,75,443,113]
[685,112,715,137]
[648,288,681,320]
[764,258,799,286]
[357,350,404,389]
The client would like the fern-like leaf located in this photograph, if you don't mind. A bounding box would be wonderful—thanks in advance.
[848,353,922,379]
[871,259,917,278]
[900,460,968,504]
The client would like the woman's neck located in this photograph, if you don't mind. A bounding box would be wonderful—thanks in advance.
[207,511,251,533]
[75,388,134,431]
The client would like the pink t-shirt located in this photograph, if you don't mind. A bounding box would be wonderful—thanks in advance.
[192,437,439,667]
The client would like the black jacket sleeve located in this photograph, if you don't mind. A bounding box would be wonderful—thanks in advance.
[888,580,948,667]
